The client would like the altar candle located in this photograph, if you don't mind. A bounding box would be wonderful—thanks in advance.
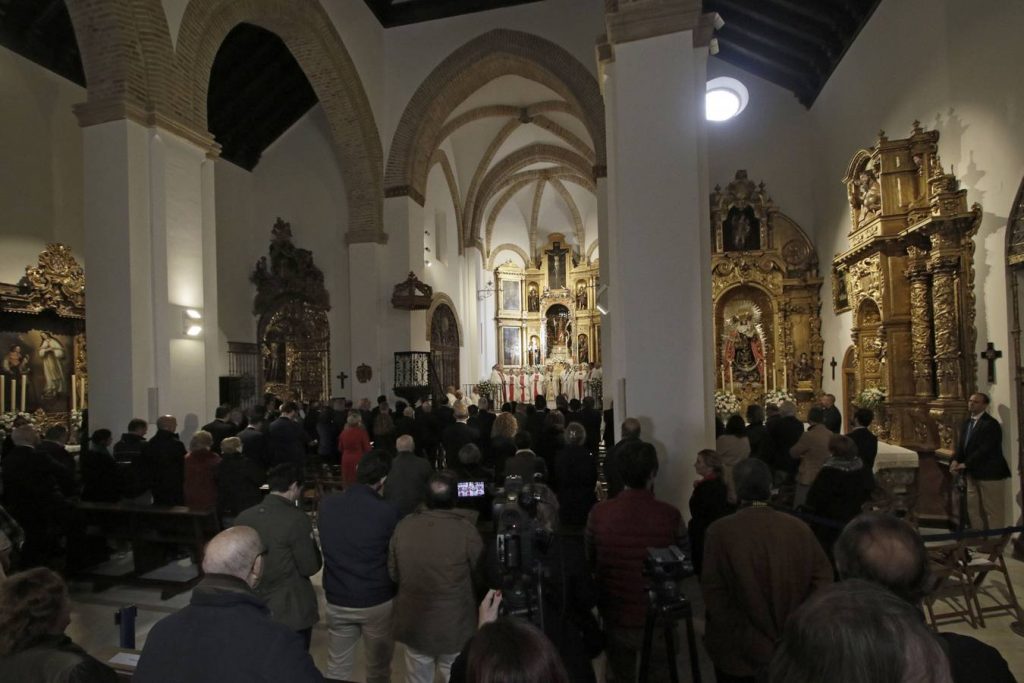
[764,370,768,396]
[773,368,777,389]
[720,366,726,389]
[71,375,77,411]
[1,377,5,414]
[20,377,26,412]
[783,364,788,388]
[729,367,734,394]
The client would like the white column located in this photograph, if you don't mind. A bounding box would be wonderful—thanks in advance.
[602,5,716,510]
[81,119,219,438]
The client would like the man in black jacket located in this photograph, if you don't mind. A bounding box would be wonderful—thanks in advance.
[143,415,187,506]
[820,393,843,434]
[950,393,1011,529]
[441,406,478,469]
[319,450,399,682]
[239,417,271,469]
[134,526,323,683]
[579,396,603,457]
[267,402,308,469]
[764,401,805,485]
[384,435,431,518]
[846,408,879,472]
[201,406,240,453]
[37,424,78,498]
[604,418,641,499]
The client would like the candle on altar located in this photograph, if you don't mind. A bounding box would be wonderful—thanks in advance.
[20,377,27,412]
[71,375,77,411]
[773,368,777,389]
[763,369,768,395]
[720,366,726,389]
[783,363,788,388]
[0,377,5,414]
[729,367,734,394]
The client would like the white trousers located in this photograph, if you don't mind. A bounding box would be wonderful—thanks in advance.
[325,599,395,683]
[403,646,458,683]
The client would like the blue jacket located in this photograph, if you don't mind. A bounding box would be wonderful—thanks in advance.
[134,574,322,683]
[318,484,399,608]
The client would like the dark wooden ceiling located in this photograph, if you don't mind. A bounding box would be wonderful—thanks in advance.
[208,23,318,170]
[0,0,84,86]
[363,0,543,28]
[704,0,882,107]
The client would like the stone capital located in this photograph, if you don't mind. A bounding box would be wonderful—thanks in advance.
[604,0,716,46]
[74,98,221,158]
[346,229,390,246]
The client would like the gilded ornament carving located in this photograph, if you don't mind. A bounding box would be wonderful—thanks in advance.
[0,244,86,319]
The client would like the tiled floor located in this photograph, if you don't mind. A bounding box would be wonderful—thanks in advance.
[67,549,1024,682]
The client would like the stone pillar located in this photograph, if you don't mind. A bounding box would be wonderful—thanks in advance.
[600,0,717,510]
[79,115,220,436]
[905,246,935,398]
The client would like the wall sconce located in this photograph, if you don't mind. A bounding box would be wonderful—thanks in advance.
[183,308,203,337]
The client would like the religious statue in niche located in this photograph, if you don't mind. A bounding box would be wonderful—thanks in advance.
[528,336,541,366]
[545,304,572,356]
[857,167,882,226]
[263,340,286,382]
[578,334,589,364]
[527,284,540,312]
[547,241,569,289]
[722,302,766,384]
[723,206,761,251]
[575,282,588,310]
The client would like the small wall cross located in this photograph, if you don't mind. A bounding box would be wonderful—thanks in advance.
[980,342,1003,384]
[337,371,349,390]
[830,356,838,381]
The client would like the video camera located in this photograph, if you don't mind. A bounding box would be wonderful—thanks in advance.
[492,475,551,628]
[642,546,694,612]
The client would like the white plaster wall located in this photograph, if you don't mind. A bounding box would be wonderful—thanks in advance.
[809,0,1024,522]
[214,105,351,390]
[706,57,816,233]
[0,46,84,282]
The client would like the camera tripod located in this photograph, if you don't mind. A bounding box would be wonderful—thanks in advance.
[638,593,701,683]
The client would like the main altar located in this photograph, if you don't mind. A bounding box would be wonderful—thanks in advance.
[493,233,599,375]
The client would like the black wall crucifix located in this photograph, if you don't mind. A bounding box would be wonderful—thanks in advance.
[337,370,349,390]
[830,356,838,381]
[980,342,1003,383]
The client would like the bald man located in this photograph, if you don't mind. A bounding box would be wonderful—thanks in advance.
[142,415,188,506]
[135,527,323,683]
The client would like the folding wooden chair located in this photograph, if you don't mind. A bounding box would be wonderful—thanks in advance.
[923,539,977,630]
[960,532,1024,628]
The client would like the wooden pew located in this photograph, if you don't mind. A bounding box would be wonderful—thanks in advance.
[74,501,219,599]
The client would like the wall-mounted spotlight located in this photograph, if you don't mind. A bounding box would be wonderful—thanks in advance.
[183,308,203,337]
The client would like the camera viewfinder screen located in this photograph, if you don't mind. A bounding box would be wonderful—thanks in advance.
[458,481,486,498]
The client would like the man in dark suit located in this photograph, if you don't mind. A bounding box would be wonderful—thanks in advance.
[469,398,495,448]
[441,405,479,469]
[384,435,432,518]
[239,417,271,469]
[951,392,1011,529]
[820,393,843,434]
[605,418,641,499]
[144,415,188,506]
[846,408,879,472]
[579,396,603,456]
[201,405,240,453]
[268,402,309,469]
[764,401,805,485]
[36,424,78,498]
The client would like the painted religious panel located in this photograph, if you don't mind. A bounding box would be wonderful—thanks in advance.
[0,327,74,414]
[723,206,761,252]
[527,283,540,312]
[502,280,521,311]
[502,327,522,367]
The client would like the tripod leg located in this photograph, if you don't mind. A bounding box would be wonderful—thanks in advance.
[684,613,701,683]
[639,610,656,683]
[663,624,679,683]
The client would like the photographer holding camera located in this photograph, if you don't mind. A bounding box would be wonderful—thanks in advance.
[586,440,684,682]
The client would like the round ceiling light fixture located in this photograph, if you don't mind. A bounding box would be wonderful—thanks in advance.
[705,76,749,122]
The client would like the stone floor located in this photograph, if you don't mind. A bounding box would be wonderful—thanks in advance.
[66,548,1024,682]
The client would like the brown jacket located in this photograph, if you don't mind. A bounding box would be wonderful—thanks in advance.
[388,507,484,654]
[702,505,833,678]
[790,423,831,486]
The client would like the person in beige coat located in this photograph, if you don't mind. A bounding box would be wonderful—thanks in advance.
[789,406,831,507]
[388,470,484,683]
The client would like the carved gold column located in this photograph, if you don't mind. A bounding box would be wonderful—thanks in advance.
[905,246,934,397]
[927,229,963,400]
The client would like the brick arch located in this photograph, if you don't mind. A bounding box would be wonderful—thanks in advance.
[66,0,175,120]
[386,29,606,204]
[174,0,384,242]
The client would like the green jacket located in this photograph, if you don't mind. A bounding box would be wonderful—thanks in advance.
[235,494,322,631]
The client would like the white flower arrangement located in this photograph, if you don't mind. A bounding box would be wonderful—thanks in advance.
[70,409,84,434]
[0,411,35,431]
[856,386,886,409]
[586,376,603,399]
[763,388,796,407]
[714,390,742,418]
[475,380,498,400]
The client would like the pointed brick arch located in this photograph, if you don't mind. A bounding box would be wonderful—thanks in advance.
[174,0,384,242]
[385,29,606,206]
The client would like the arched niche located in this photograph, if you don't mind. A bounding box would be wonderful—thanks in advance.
[429,302,460,397]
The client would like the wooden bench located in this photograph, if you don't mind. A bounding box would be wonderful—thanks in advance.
[74,501,220,599]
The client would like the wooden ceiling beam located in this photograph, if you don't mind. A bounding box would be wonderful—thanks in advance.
[708,0,837,54]
[718,22,826,79]
[376,0,543,27]
[715,43,815,106]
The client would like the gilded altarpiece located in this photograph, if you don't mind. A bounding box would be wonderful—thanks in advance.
[494,233,599,371]
[0,244,88,434]
[252,219,331,402]
[711,171,824,415]
[833,124,981,454]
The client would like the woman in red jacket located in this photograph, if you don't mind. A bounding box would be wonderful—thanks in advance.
[338,411,370,486]
[184,430,221,510]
